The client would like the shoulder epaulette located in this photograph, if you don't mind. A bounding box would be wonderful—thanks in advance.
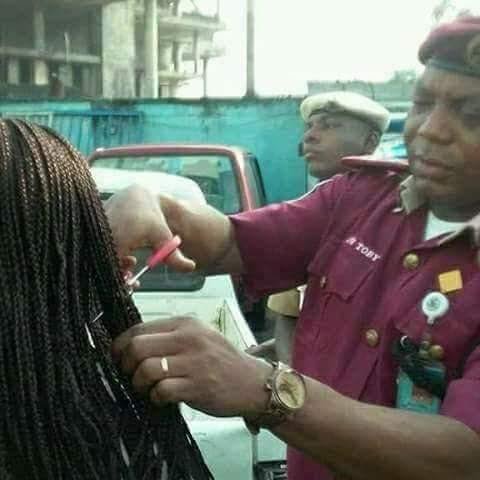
[341,155,409,174]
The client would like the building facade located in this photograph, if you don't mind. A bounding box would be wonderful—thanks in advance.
[0,0,225,99]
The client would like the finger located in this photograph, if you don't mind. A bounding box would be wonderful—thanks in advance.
[149,378,191,406]
[162,248,196,273]
[131,355,186,395]
[119,332,181,375]
[245,339,275,355]
[262,339,276,349]
[112,317,186,361]
[120,255,137,271]
[124,271,140,290]
[245,345,262,355]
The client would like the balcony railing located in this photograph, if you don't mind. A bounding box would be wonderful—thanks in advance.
[40,0,116,7]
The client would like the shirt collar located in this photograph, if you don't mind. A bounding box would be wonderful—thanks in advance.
[398,175,480,247]
[399,176,425,214]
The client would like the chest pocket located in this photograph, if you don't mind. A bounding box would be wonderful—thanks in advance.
[296,238,377,349]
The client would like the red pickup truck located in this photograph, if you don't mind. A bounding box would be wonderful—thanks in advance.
[88,143,268,331]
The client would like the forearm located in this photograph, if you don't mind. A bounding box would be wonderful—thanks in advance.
[160,194,244,274]
[271,311,297,365]
[273,378,480,480]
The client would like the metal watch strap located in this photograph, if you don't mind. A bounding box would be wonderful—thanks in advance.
[244,361,293,435]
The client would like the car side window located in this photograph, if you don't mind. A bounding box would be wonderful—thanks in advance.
[244,154,266,207]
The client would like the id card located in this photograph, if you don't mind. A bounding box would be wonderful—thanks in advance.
[396,368,443,414]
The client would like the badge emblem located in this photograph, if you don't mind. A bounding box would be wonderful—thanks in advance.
[437,270,463,294]
[421,292,449,325]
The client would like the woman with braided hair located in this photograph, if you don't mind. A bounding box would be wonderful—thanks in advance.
[0,119,213,480]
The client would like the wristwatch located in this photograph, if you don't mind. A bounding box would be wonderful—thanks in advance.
[245,361,307,435]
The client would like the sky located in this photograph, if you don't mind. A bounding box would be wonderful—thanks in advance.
[179,0,480,97]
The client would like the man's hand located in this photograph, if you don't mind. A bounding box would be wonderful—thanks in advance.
[112,317,272,418]
[105,185,195,272]
[245,339,278,362]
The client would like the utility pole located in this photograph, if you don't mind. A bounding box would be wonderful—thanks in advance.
[144,0,159,98]
[202,57,209,98]
[246,0,255,96]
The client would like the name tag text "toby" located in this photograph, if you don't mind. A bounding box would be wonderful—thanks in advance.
[345,237,381,262]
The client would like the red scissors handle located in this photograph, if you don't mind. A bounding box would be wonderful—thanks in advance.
[147,235,182,268]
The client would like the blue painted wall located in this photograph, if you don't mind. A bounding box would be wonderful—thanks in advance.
[0,98,307,203]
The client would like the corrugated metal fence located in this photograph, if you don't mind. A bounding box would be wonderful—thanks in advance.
[0,98,307,203]
[1,109,144,155]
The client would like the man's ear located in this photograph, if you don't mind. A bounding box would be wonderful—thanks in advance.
[363,130,380,154]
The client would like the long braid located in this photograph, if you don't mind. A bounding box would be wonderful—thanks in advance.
[0,120,213,480]
[12,121,62,478]
[0,121,52,477]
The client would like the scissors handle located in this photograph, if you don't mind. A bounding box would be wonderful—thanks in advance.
[147,235,182,269]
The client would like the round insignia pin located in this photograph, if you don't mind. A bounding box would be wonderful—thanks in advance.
[422,292,449,325]
[465,34,480,72]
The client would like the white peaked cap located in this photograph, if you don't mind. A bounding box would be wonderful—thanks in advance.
[300,91,390,133]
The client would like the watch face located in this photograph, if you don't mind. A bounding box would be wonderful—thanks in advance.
[274,370,306,410]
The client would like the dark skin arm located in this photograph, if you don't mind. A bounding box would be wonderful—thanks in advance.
[247,311,296,364]
[272,310,296,365]
[113,318,480,480]
[275,381,480,480]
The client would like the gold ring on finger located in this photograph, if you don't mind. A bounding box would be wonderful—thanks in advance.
[160,357,169,374]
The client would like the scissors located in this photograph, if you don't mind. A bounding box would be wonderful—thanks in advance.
[90,235,182,325]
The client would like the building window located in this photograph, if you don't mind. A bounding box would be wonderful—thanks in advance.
[0,58,7,83]
[18,59,32,84]
[72,64,83,91]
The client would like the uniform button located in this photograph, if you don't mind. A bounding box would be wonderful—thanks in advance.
[365,329,380,347]
[429,345,445,361]
[320,276,327,288]
[403,252,420,270]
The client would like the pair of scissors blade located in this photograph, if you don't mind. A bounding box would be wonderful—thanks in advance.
[126,235,181,287]
[90,235,182,325]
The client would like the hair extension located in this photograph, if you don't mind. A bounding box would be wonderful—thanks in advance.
[0,119,213,480]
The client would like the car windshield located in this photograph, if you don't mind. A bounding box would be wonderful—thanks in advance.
[375,113,407,159]
[131,249,205,292]
[91,154,241,214]
[375,133,407,159]
[90,166,207,292]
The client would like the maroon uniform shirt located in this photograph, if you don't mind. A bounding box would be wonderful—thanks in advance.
[230,167,480,480]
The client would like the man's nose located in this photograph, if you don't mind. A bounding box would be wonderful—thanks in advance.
[303,127,319,144]
[417,104,454,145]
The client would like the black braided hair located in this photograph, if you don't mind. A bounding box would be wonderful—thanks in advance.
[0,119,213,480]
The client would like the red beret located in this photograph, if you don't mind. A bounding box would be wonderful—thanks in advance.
[418,16,480,77]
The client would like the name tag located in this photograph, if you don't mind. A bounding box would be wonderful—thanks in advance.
[344,237,381,262]
[396,365,444,415]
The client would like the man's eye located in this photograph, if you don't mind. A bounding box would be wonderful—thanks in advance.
[322,121,341,130]
[306,120,340,131]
